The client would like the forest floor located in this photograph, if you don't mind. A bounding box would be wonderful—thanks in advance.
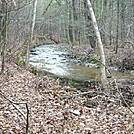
[59,43,134,73]
[0,62,134,133]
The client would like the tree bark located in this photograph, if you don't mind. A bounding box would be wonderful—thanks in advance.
[115,0,119,54]
[0,0,8,74]
[31,0,38,41]
[25,0,38,67]
[83,0,96,50]
[68,0,75,45]
[86,0,107,87]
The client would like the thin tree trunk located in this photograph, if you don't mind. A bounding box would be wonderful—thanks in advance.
[0,0,8,74]
[83,0,96,50]
[66,0,72,45]
[31,0,38,41]
[25,0,38,67]
[68,0,75,45]
[115,0,119,54]
[109,0,113,46]
[131,0,134,43]
[120,2,125,41]
[72,0,77,40]
[86,0,107,87]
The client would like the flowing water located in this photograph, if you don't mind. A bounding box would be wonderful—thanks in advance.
[29,44,134,81]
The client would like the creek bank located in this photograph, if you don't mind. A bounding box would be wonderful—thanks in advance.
[29,44,134,81]
[31,45,133,97]
[29,65,100,91]
[12,38,54,66]
[59,53,100,68]
[26,43,134,108]
[0,62,134,133]
[58,44,134,73]
[29,63,134,107]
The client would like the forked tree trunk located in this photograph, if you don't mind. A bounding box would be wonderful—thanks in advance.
[86,0,107,87]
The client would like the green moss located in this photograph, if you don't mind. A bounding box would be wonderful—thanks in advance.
[92,54,100,62]
[32,68,42,76]
[35,68,42,76]
[16,51,25,66]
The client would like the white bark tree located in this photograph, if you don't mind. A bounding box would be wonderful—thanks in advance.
[31,0,38,41]
[86,0,107,87]
[25,0,38,66]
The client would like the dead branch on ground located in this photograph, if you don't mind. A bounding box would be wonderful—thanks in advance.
[0,89,29,134]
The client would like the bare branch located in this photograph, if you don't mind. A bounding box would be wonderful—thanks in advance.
[26,103,29,134]
[55,0,61,6]
[113,79,134,114]
[0,89,30,133]
[42,0,53,15]
[0,90,27,119]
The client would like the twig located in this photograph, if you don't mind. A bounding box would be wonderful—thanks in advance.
[0,90,26,119]
[42,0,53,15]
[26,103,29,134]
[103,64,134,114]
[12,103,27,120]
[0,90,28,105]
[76,90,96,96]
[89,58,134,114]
[113,79,134,114]
[0,89,30,133]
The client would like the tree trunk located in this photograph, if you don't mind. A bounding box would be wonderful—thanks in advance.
[86,0,107,87]
[115,0,119,54]
[25,0,38,67]
[120,2,125,41]
[0,0,8,74]
[65,0,72,45]
[83,0,96,50]
[31,0,38,40]
[109,0,113,46]
[72,0,78,40]
[68,0,75,46]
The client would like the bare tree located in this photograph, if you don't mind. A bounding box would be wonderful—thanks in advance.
[25,0,38,67]
[83,0,96,50]
[0,0,8,74]
[86,0,107,87]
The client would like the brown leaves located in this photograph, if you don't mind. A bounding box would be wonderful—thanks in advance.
[0,63,133,133]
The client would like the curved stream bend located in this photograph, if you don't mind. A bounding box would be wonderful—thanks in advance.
[29,44,134,81]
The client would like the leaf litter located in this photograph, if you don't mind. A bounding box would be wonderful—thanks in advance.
[0,63,133,134]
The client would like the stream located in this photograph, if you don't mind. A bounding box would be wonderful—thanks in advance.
[29,44,134,82]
